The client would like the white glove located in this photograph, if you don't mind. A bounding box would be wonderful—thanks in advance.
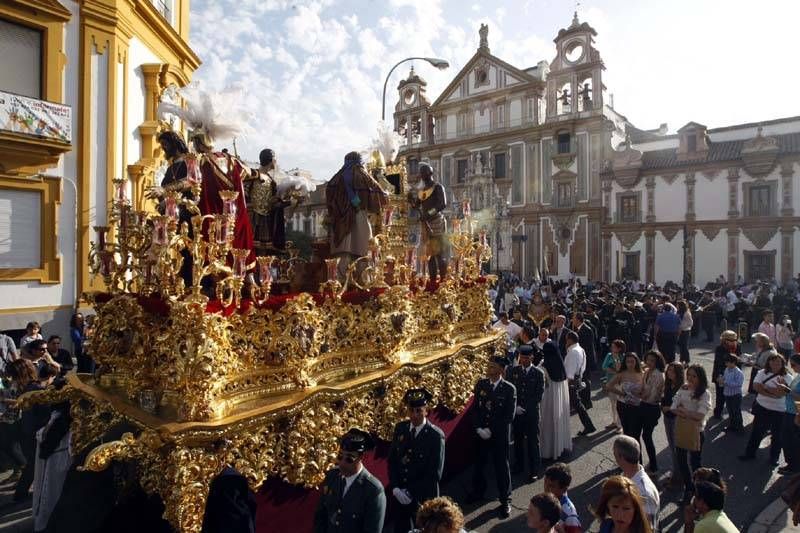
[392,487,412,505]
[476,427,492,440]
[515,406,526,416]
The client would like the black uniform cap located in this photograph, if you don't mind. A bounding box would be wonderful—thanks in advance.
[403,388,433,408]
[340,428,375,453]
[490,355,510,367]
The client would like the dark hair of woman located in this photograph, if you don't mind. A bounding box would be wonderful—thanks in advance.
[687,364,709,400]
[665,362,685,390]
[624,352,643,373]
[69,313,84,329]
[644,350,666,372]
[611,339,627,353]
[765,353,788,376]
[5,359,39,388]
[677,300,688,317]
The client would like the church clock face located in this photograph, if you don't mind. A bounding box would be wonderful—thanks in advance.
[403,88,417,106]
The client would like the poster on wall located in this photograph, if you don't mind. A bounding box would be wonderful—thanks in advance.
[0,90,71,143]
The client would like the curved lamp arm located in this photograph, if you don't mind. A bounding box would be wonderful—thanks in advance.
[381,57,449,121]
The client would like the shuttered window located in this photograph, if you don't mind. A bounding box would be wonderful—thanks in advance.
[0,19,42,99]
[0,189,42,268]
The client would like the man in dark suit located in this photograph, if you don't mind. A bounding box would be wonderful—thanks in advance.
[508,345,545,483]
[314,428,386,533]
[550,315,573,359]
[466,355,517,519]
[388,388,445,533]
[572,313,596,409]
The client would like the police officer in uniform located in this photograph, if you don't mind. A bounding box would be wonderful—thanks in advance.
[313,428,386,533]
[466,354,517,519]
[509,344,545,483]
[388,388,445,533]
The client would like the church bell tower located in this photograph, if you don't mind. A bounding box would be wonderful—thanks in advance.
[394,67,432,146]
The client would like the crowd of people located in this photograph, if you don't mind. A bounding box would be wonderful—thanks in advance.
[0,313,88,530]
[5,273,800,532]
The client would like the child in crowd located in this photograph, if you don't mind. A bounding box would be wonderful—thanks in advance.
[543,463,582,533]
[718,354,745,432]
[19,322,42,348]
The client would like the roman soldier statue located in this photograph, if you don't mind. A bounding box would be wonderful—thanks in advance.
[243,148,288,255]
[408,163,448,280]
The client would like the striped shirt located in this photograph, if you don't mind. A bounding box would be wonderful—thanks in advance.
[722,366,744,397]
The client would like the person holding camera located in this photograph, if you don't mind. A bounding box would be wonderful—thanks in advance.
[777,315,795,359]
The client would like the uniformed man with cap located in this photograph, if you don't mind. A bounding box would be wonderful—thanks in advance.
[313,428,386,533]
[388,388,446,533]
[466,354,517,519]
[508,344,545,483]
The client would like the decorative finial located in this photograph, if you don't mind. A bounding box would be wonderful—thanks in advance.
[479,23,489,52]
[409,65,415,78]
[756,124,764,137]
[571,10,580,27]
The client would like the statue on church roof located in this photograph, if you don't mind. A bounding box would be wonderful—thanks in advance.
[479,23,489,51]
[579,82,592,110]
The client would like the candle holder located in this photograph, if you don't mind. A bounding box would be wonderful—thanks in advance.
[219,248,252,308]
[219,190,239,218]
[252,256,275,304]
[319,257,343,298]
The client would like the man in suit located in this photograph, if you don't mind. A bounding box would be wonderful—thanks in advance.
[314,428,386,533]
[466,355,517,519]
[572,313,596,409]
[509,344,545,483]
[550,315,573,359]
[388,388,446,533]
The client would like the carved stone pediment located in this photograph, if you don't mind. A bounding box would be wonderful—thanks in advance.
[609,142,643,188]
[702,169,718,181]
[550,213,581,256]
[743,226,777,250]
[741,127,779,177]
[661,227,680,242]
[700,226,722,242]
[552,153,576,171]
[614,230,642,250]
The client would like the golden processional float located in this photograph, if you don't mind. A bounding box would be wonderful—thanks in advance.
[22,151,502,531]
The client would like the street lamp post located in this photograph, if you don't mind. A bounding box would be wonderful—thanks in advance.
[381,57,450,121]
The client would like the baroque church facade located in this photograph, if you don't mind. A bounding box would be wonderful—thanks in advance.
[393,14,800,287]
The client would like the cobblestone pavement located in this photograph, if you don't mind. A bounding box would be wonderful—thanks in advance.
[0,341,794,532]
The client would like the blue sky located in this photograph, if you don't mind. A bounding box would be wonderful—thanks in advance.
[189,0,800,179]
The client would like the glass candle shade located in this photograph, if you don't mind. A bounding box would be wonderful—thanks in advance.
[231,249,249,280]
[165,193,179,220]
[219,191,239,218]
[94,226,109,249]
[383,206,395,226]
[405,246,417,268]
[152,217,168,245]
[462,198,471,218]
[325,257,340,282]
[452,219,462,234]
[257,256,275,286]
[114,179,128,205]
[186,157,201,184]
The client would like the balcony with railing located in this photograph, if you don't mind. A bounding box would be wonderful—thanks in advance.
[0,89,72,174]
[613,210,643,224]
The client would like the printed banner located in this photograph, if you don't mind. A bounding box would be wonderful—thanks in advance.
[0,90,71,143]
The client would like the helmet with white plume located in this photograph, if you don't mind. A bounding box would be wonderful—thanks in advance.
[157,83,252,152]
[370,121,402,166]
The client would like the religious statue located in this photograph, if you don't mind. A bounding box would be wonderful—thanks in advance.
[156,85,255,261]
[527,291,552,329]
[475,152,484,175]
[479,23,489,50]
[408,163,449,280]
[146,130,195,286]
[243,148,289,256]
[190,132,255,261]
[579,82,592,110]
[326,151,389,280]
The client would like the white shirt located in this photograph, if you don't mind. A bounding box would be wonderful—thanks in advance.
[631,466,660,526]
[679,310,693,332]
[754,369,788,413]
[725,290,738,312]
[342,464,363,496]
[564,344,586,380]
[670,387,712,431]
[493,320,522,343]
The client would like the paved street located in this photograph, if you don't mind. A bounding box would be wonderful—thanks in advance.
[442,340,793,532]
[0,340,794,532]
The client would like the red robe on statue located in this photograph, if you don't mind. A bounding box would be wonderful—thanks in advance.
[198,151,255,262]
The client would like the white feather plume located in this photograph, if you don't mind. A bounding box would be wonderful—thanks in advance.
[157,82,252,144]
[371,120,402,164]
[273,167,323,197]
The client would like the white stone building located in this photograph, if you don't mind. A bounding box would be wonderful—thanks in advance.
[392,14,800,287]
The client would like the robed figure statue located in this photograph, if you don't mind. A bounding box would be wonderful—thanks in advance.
[408,163,449,280]
[326,151,388,280]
